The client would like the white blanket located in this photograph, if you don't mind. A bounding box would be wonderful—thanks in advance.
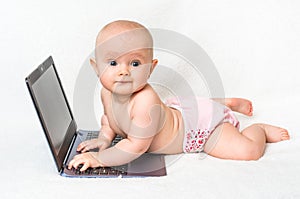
[2,100,299,199]
[1,0,300,198]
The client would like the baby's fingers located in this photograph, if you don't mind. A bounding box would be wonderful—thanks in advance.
[68,156,81,170]
[80,162,91,172]
[67,154,90,171]
[77,140,96,152]
[81,141,99,153]
[77,141,87,152]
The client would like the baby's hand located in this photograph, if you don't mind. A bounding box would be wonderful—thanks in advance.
[68,152,102,171]
[77,137,111,153]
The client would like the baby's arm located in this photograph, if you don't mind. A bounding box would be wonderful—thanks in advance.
[68,134,154,171]
[94,100,163,166]
[77,114,116,152]
[85,133,155,168]
[68,95,163,171]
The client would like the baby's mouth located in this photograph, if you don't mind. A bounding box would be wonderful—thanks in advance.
[115,80,132,83]
[114,80,133,85]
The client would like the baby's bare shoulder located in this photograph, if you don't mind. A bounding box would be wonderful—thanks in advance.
[130,85,165,129]
[132,84,162,106]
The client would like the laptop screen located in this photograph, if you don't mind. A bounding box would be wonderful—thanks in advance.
[31,64,72,156]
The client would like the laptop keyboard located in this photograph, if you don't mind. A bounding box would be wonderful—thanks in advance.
[71,164,128,176]
[68,131,127,176]
[85,132,98,140]
[85,131,123,146]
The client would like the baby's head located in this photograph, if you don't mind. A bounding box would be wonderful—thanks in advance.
[96,20,153,55]
[90,20,158,95]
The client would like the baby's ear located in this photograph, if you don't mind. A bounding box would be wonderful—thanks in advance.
[90,58,99,77]
[150,59,158,75]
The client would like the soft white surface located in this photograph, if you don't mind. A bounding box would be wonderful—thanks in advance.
[1,0,300,198]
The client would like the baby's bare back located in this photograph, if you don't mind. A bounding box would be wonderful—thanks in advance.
[148,105,185,154]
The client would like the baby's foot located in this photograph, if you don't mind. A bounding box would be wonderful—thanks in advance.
[226,98,253,116]
[259,124,290,143]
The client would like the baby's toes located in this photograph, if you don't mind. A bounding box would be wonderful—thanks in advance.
[248,104,253,116]
[249,100,254,111]
[281,130,290,140]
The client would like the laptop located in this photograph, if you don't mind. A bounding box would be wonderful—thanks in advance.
[25,56,167,178]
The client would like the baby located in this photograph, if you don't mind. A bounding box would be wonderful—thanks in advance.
[68,20,290,171]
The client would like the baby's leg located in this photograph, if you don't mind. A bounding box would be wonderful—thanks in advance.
[204,123,289,160]
[213,98,253,116]
[248,123,290,143]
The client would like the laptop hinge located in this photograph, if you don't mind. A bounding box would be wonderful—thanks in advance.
[62,133,78,169]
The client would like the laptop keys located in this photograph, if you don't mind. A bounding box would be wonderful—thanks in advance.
[86,132,98,140]
[69,164,127,176]
[67,132,126,176]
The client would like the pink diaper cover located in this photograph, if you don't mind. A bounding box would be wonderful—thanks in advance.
[165,97,240,153]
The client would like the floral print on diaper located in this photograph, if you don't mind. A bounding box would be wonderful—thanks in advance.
[184,129,212,153]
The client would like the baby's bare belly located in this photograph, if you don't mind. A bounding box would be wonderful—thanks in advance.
[147,107,184,154]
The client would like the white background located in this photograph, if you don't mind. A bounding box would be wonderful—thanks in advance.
[1,0,300,198]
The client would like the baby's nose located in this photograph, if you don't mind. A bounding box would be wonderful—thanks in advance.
[118,65,130,76]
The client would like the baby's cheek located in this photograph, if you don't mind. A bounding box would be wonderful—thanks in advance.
[100,75,113,90]
[98,63,110,77]
[131,65,151,87]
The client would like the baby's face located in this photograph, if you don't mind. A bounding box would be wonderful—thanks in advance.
[94,28,157,95]
[97,49,156,95]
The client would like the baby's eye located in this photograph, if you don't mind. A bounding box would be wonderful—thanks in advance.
[131,61,141,67]
[109,60,117,66]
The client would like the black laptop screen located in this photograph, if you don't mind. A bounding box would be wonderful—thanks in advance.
[32,66,72,156]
